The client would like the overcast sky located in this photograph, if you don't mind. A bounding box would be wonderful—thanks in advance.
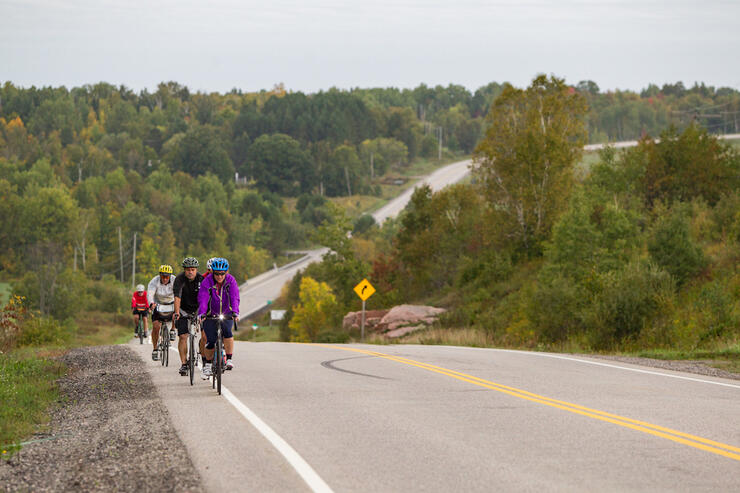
[2,0,739,94]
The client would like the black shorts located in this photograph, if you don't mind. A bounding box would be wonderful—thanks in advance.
[175,315,198,336]
[132,308,148,316]
[152,308,174,323]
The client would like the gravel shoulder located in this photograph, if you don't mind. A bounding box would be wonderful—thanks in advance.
[587,354,740,381]
[0,345,201,492]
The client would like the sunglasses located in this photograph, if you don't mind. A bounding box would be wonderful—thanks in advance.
[213,271,226,276]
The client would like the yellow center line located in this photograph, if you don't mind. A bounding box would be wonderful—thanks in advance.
[314,344,740,462]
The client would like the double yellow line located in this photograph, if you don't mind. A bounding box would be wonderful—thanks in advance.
[316,345,740,462]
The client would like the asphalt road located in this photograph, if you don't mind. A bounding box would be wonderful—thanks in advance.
[129,340,740,492]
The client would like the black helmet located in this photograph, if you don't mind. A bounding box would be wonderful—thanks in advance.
[182,257,199,268]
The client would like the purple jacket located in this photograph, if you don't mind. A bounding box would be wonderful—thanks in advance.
[197,273,240,317]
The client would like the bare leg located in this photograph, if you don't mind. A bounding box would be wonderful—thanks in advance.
[151,320,161,351]
[178,334,188,364]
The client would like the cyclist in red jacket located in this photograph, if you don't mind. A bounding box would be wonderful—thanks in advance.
[131,284,149,337]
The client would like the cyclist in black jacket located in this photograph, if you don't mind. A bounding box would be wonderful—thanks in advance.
[173,257,204,376]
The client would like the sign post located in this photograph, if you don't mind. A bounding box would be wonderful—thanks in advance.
[353,279,376,342]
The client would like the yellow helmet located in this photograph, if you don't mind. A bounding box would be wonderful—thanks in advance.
[158,264,173,274]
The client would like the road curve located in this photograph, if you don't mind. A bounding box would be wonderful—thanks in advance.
[130,341,740,492]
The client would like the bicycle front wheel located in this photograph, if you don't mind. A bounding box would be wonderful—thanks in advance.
[138,319,144,345]
[216,335,223,395]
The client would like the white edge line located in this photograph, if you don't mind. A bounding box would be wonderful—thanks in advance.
[221,386,335,493]
[444,346,740,389]
[166,346,334,493]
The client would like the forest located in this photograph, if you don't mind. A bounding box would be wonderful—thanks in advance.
[1,77,739,357]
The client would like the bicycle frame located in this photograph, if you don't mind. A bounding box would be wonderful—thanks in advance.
[185,315,200,386]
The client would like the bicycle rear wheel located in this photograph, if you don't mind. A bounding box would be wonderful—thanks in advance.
[188,333,195,386]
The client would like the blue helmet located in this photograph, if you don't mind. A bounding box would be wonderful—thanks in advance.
[210,257,229,271]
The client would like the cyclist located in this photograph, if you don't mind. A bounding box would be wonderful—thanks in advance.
[173,257,204,376]
[131,284,149,337]
[196,257,217,366]
[148,264,176,361]
[197,257,240,379]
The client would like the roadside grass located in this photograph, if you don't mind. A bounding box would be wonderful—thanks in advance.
[73,311,133,347]
[0,283,10,307]
[235,323,280,342]
[629,343,740,374]
[0,350,65,458]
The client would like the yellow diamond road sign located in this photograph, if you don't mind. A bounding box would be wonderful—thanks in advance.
[353,279,376,301]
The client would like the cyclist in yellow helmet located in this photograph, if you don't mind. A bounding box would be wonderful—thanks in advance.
[148,264,175,361]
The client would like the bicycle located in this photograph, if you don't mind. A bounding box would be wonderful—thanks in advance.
[135,309,147,345]
[206,313,231,395]
[183,314,200,386]
[157,303,175,367]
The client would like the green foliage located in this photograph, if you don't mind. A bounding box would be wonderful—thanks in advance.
[353,215,376,235]
[288,277,339,342]
[247,133,315,196]
[169,125,234,182]
[648,207,706,286]
[544,188,641,282]
[473,75,588,254]
[584,261,675,348]
[641,124,740,207]
[18,316,74,347]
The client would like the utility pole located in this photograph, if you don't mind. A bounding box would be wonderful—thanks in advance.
[370,151,374,180]
[131,232,137,289]
[437,127,443,161]
[118,227,124,283]
[78,160,83,183]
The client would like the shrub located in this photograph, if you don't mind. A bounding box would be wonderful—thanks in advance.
[584,261,675,348]
[18,316,74,346]
[0,296,27,352]
[289,276,340,342]
[527,274,584,343]
[648,208,706,286]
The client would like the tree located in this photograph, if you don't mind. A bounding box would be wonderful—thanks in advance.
[324,144,363,197]
[288,276,339,342]
[472,75,587,253]
[247,133,315,196]
[641,124,740,207]
[170,125,234,182]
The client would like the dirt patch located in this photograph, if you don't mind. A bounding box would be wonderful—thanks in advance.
[0,345,201,492]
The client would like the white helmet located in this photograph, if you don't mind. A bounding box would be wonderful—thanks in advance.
[206,257,216,270]
[136,284,145,292]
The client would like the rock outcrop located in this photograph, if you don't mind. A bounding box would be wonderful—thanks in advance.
[343,304,446,338]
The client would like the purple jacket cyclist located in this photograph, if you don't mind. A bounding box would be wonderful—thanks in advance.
[197,257,240,379]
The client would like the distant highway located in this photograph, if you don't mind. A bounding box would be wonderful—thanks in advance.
[238,158,472,319]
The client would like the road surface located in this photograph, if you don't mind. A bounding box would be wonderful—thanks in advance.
[130,340,740,492]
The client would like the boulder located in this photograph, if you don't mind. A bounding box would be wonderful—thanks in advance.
[376,304,446,334]
[385,324,425,338]
[342,309,389,330]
